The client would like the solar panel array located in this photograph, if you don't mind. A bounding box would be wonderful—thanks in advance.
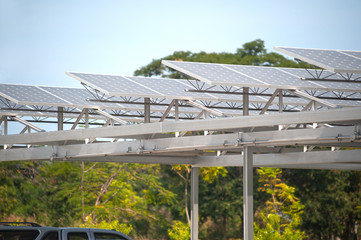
[274,46,361,74]
[68,72,315,106]
[162,60,361,92]
[1,46,361,127]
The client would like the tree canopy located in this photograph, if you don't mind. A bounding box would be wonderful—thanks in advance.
[134,39,310,78]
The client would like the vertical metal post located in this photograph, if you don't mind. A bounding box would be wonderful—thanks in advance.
[175,100,179,121]
[85,109,90,144]
[85,109,89,128]
[3,117,8,149]
[243,147,253,240]
[58,107,64,131]
[4,117,7,136]
[278,89,283,113]
[144,97,151,123]
[243,87,249,116]
[191,166,199,240]
[278,90,284,130]
[175,100,180,137]
[27,126,31,148]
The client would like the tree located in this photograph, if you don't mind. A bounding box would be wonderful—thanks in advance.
[134,39,308,78]
[283,169,361,239]
[254,167,307,240]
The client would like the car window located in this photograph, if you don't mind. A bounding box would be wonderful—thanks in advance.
[67,232,89,240]
[0,230,40,240]
[41,231,59,240]
[94,232,127,240]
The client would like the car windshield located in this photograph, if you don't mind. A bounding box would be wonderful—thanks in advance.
[0,230,40,240]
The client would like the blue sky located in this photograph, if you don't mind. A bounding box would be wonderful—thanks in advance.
[1,0,361,88]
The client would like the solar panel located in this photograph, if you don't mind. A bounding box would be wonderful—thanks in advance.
[0,84,70,106]
[274,46,361,74]
[0,84,130,110]
[67,72,312,106]
[162,60,361,93]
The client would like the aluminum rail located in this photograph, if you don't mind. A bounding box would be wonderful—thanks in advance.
[0,107,360,146]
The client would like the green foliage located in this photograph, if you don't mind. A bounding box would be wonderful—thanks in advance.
[134,39,309,79]
[199,167,245,239]
[254,168,307,240]
[201,167,228,184]
[80,216,133,235]
[168,221,190,240]
[283,169,361,239]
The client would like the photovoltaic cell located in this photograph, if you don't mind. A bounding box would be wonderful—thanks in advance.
[274,46,361,74]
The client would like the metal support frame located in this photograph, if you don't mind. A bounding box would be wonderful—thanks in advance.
[7,126,29,149]
[243,87,249,116]
[71,108,88,130]
[243,147,253,240]
[191,167,199,240]
[58,107,63,131]
[183,100,225,117]
[1,107,360,146]
[11,116,44,132]
[175,100,179,121]
[95,109,128,125]
[286,89,338,109]
[159,99,176,122]
[144,97,151,123]
[259,89,279,115]
[179,110,205,137]
[0,116,7,126]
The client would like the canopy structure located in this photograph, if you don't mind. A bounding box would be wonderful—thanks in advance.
[1,46,361,240]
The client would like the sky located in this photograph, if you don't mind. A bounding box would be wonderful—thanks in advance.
[1,0,361,88]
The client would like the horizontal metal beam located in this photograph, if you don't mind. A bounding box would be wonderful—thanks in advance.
[0,107,360,146]
[2,142,360,170]
[62,155,194,165]
[193,149,361,169]
[1,126,360,162]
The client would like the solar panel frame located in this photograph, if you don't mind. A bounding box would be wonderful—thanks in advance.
[274,46,361,74]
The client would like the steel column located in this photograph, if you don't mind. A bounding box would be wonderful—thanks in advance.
[243,146,253,240]
[243,87,249,116]
[58,107,64,131]
[191,166,199,240]
[144,97,151,123]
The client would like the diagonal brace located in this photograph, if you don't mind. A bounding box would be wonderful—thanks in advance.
[182,100,226,117]
[285,89,338,109]
[95,109,128,125]
[11,116,45,132]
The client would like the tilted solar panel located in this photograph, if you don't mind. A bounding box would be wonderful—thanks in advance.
[0,83,130,110]
[274,46,361,74]
[67,72,315,106]
[162,60,361,93]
